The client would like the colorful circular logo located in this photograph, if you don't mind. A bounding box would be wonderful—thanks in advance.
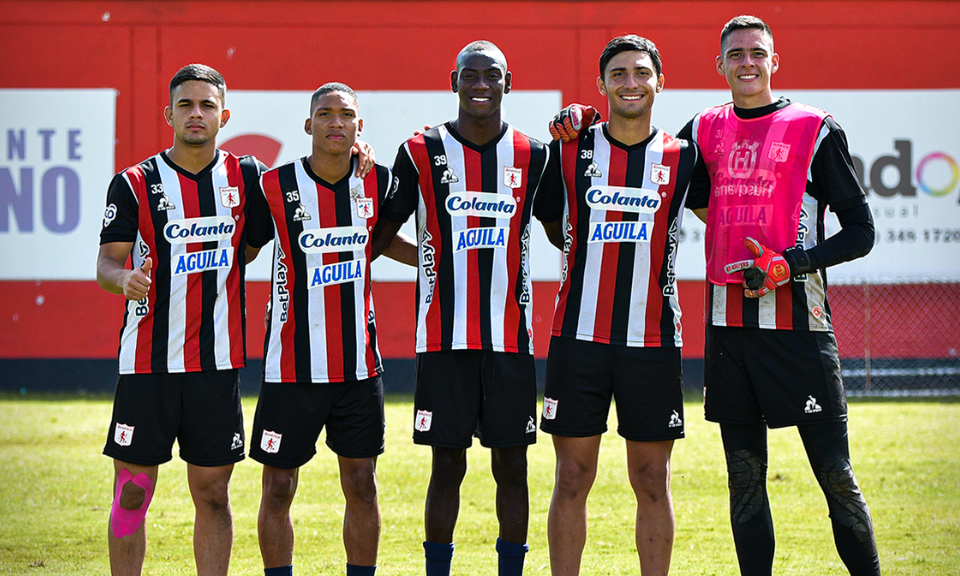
[915,152,959,197]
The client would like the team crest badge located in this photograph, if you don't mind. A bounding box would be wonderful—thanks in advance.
[503,167,522,189]
[219,186,240,208]
[355,197,374,219]
[114,423,134,447]
[769,142,791,163]
[542,397,558,420]
[415,410,433,432]
[650,163,671,186]
[728,139,760,178]
[440,166,459,184]
[260,430,282,454]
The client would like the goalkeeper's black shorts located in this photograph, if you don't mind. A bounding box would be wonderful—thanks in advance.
[703,325,847,428]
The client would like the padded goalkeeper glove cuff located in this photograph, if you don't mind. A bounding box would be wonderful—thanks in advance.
[782,247,813,276]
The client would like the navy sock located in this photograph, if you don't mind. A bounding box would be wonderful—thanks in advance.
[346,563,376,576]
[496,538,528,576]
[423,541,454,576]
[264,566,293,576]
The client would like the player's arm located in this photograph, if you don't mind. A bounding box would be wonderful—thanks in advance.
[245,246,262,264]
[541,220,565,250]
[533,140,565,251]
[371,219,404,261]
[382,231,418,266]
[684,141,710,224]
[802,117,876,267]
[548,104,600,142]
[97,242,152,301]
[373,145,418,260]
[245,173,275,264]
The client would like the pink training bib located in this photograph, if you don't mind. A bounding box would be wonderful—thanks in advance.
[697,103,827,284]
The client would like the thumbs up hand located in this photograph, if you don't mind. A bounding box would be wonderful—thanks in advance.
[122,257,153,301]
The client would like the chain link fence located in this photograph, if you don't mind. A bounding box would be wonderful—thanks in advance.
[830,281,960,396]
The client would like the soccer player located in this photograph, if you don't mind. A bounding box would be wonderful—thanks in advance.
[245,83,415,576]
[677,16,881,576]
[370,40,554,576]
[97,64,266,576]
[538,36,708,576]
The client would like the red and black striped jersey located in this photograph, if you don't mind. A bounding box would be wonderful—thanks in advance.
[541,125,708,347]
[381,122,552,354]
[247,157,391,383]
[99,150,264,374]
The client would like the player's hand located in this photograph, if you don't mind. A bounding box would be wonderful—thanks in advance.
[723,237,791,298]
[413,125,432,137]
[352,140,375,178]
[548,104,599,142]
[121,257,152,301]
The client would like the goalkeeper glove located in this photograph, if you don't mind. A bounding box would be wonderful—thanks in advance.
[724,237,809,298]
[548,104,600,142]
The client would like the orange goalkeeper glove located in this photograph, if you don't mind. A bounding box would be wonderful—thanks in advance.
[724,237,802,298]
[548,104,600,142]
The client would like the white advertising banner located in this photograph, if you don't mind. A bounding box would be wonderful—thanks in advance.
[5,89,957,283]
[219,90,563,281]
[656,89,960,282]
[0,89,117,280]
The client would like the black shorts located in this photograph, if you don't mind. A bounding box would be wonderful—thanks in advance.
[541,337,685,441]
[249,376,385,468]
[102,370,245,467]
[703,324,848,428]
[413,350,538,449]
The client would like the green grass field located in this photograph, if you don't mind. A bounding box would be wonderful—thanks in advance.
[2,396,958,575]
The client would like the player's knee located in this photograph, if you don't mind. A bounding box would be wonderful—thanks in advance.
[725,449,767,521]
[726,448,765,490]
[431,448,468,483]
[628,463,669,502]
[111,469,154,539]
[262,468,297,505]
[341,464,378,506]
[554,458,596,497]
[491,448,528,488]
[817,458,860,496]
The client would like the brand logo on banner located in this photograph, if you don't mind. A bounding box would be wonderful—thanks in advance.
[654,89,960,282]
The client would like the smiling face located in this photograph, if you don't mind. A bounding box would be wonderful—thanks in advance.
[598,50,663,121]
[164,80,229,148]
[717,27,779,108]
[305,90,362,157]
[451,51,511,121]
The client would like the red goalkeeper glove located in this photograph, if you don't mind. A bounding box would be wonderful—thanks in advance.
[724,237,793,298]
[548,104,600,142]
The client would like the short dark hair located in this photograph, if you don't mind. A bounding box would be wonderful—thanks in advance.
[169,64,226,105]
[720,15,774,51]
[599,35,662,78]
[456,40,507,73]
[310,82,358,112]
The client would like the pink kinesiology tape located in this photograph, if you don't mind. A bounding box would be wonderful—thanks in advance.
[110,468,155,539]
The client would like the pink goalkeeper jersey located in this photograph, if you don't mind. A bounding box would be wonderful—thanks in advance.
[697,102,827,285]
